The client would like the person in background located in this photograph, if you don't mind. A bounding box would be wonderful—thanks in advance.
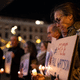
[8,35,24,80]
[50,2,80,80]
[47,23,62,42]
[31,41,48,70]
[36,41,48,66]
[18,41,37,80]
[0,48,3,69]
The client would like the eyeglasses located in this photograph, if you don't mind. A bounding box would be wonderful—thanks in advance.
[54,16,63,24]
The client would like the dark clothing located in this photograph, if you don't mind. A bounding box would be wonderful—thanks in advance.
[67,21,80,80]
[8,45,24,80]
[37,52,46,66]
[23,54,37,80]
[0,48,3,68]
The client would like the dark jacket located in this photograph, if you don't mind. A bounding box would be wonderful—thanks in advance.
[67,21,80,80]
[8,45,24,80]
[0,48,3,68]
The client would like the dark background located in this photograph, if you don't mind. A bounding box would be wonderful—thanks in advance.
[0,0,80,23]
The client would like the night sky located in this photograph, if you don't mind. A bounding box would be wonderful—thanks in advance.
[0,0,80,23]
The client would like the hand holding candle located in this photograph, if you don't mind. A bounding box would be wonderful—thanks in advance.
[32,69,37,76]
[0,68,4,73]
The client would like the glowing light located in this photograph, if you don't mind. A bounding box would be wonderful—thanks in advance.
[35,20,44,25]
[6,41,11,48]
[18,71,21,74]
[18,36,22,41]
[36,39,41,43]
[1,68,4,72]
[2,55,5,59]
[32,69,37,76]
[0,68,4,73]
[11,26,17,34]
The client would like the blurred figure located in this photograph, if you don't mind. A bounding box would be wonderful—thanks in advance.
[19,41,37,80]
[0,48,3,69]
[50,2,80,80]
[37,41,48,66]
[47,23,62,42]
[31,41,48,70]
[8,35,24,80]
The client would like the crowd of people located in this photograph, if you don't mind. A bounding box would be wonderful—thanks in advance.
[0,2,80,80]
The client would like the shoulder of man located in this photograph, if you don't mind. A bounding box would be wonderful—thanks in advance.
[74,21,80,30]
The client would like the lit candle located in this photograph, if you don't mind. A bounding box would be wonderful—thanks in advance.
[0,68,4,73]
[39,65,42,70]
[32,69,37,76]
[18,71,21,75]
[39,65,44,75]
[42,66,45,70]
[2,55,5,59]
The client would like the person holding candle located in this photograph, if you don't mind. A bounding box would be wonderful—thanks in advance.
[50,2,80,80]
[7,35,24,80]
[18,41,37,80]
[31,41,48,71]
[0,48,3,69]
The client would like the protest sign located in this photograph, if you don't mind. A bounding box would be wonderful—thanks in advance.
[49,35,78,80]
[5,51,12,74]
[20,53,30,76]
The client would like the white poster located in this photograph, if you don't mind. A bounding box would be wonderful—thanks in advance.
[5,51,12,74]
[20,53,30,76]
[49,35,78,80]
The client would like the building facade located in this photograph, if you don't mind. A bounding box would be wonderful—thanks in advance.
[0,16,49,47]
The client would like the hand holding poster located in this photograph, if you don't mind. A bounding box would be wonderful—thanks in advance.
[49,35,78,80]
[20,53,30,76]
[5,51,12,74]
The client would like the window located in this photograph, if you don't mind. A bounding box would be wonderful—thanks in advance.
[23,28,26,31]
[18,33,21,36]
[23,35,27,39]
[40,28,43,33]
[0,33,2,37]
[40,35,43,40]
[18,26,21,31]
[5,32,8,38]
[0,42,1,46]
[35,28,38,32]
[29,27,32,32]
[29,35,32,39]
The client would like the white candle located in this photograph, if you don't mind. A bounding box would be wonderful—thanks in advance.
[0,68,4,73]
[39,65,44,75]
[18,71,21,74]
[39,65,42,70]
[32,69,37,76]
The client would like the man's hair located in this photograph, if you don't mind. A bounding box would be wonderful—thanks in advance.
[52,26,61,34]
[50,2,80,22]
[11,35,19,41]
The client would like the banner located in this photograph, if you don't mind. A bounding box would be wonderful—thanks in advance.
[49,35,78,80]
[5,51,12,74]
[20,53,30,76]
